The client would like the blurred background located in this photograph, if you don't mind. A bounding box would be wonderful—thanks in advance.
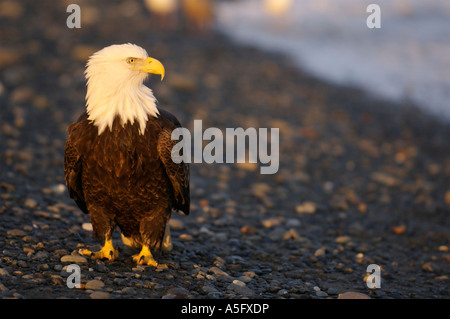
[2,0,450,122]
[217,0,450,122]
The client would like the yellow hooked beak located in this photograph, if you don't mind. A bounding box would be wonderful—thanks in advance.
[141,57,165,81]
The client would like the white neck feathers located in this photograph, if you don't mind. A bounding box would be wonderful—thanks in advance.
[86,80,159,135]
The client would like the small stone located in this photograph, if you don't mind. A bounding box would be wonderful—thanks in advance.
[314,247,326,257]
[34,211,52,218]
[438,245,449,252]
[208,267,231,280]
[169,218,184,230]
[94,262,108,273]
[227,283,254,296]
[198,199,209,207]
[0,2,24,19]
[199,226,213,235]
[338,291,370,299]
[7,229,26,237]
[132,265,146,272]
[34,242,45,250]
[179,234,192,241]
[47,205,60,213]
[238,275,252,283]
[38,264,49,271]
[435,275,448,281]
[54,249,69,256]
[391,224,406,235]
[33,95,49,110]
[335,236,351,244]
[206,274,216,281]
[261,217,282,228]
[0,48,21,67]
[324,181,335,192]
[278,289,289,296]
[327,287,339,295]
[60,255,88,263]
[33,251,49,260]
[0,268,10,277]
[202,285,219,295]
[85,280,105,290]
[241,225,257,235]
[232,279,246,287]
[166,287,190,298]
[121,287,136,295]
[371,172,400,187]
[82,223,93,231]
[50,274,64,285]
[90,291,111,299]
[0,182,15,191]
[283,228,300,240]
[24,198,38,208]
[357,203,367,213]
[0,282,9,292]
[421,262,434,272]
[208,266,227,276]
[316,290,328,297]
[196,272,205,279]
[251,182,271,196]
[11,87,34,103]
[295,201,316,214]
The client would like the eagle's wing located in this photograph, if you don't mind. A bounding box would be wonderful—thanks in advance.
[157,127,190,215]
[64,118,88,214]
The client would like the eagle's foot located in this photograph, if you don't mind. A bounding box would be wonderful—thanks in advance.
[79,239,118,261]
[81,248,118,261]
[161,224,173,252]
[133,253,158,267]
[132,245,166,268]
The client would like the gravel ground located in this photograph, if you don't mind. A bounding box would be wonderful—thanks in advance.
[0,0,449,299]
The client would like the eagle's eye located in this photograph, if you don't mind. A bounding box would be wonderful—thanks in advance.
[126,57,136,64]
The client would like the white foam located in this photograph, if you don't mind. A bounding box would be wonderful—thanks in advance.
[215,0,450,121]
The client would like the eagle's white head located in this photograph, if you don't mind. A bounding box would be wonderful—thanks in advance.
[84,43,165,135]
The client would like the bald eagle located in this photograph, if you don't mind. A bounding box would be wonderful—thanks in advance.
[64,43,189,267]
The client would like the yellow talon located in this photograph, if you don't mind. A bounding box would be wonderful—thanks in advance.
[79,238,118,261]
[132,245,165,267]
